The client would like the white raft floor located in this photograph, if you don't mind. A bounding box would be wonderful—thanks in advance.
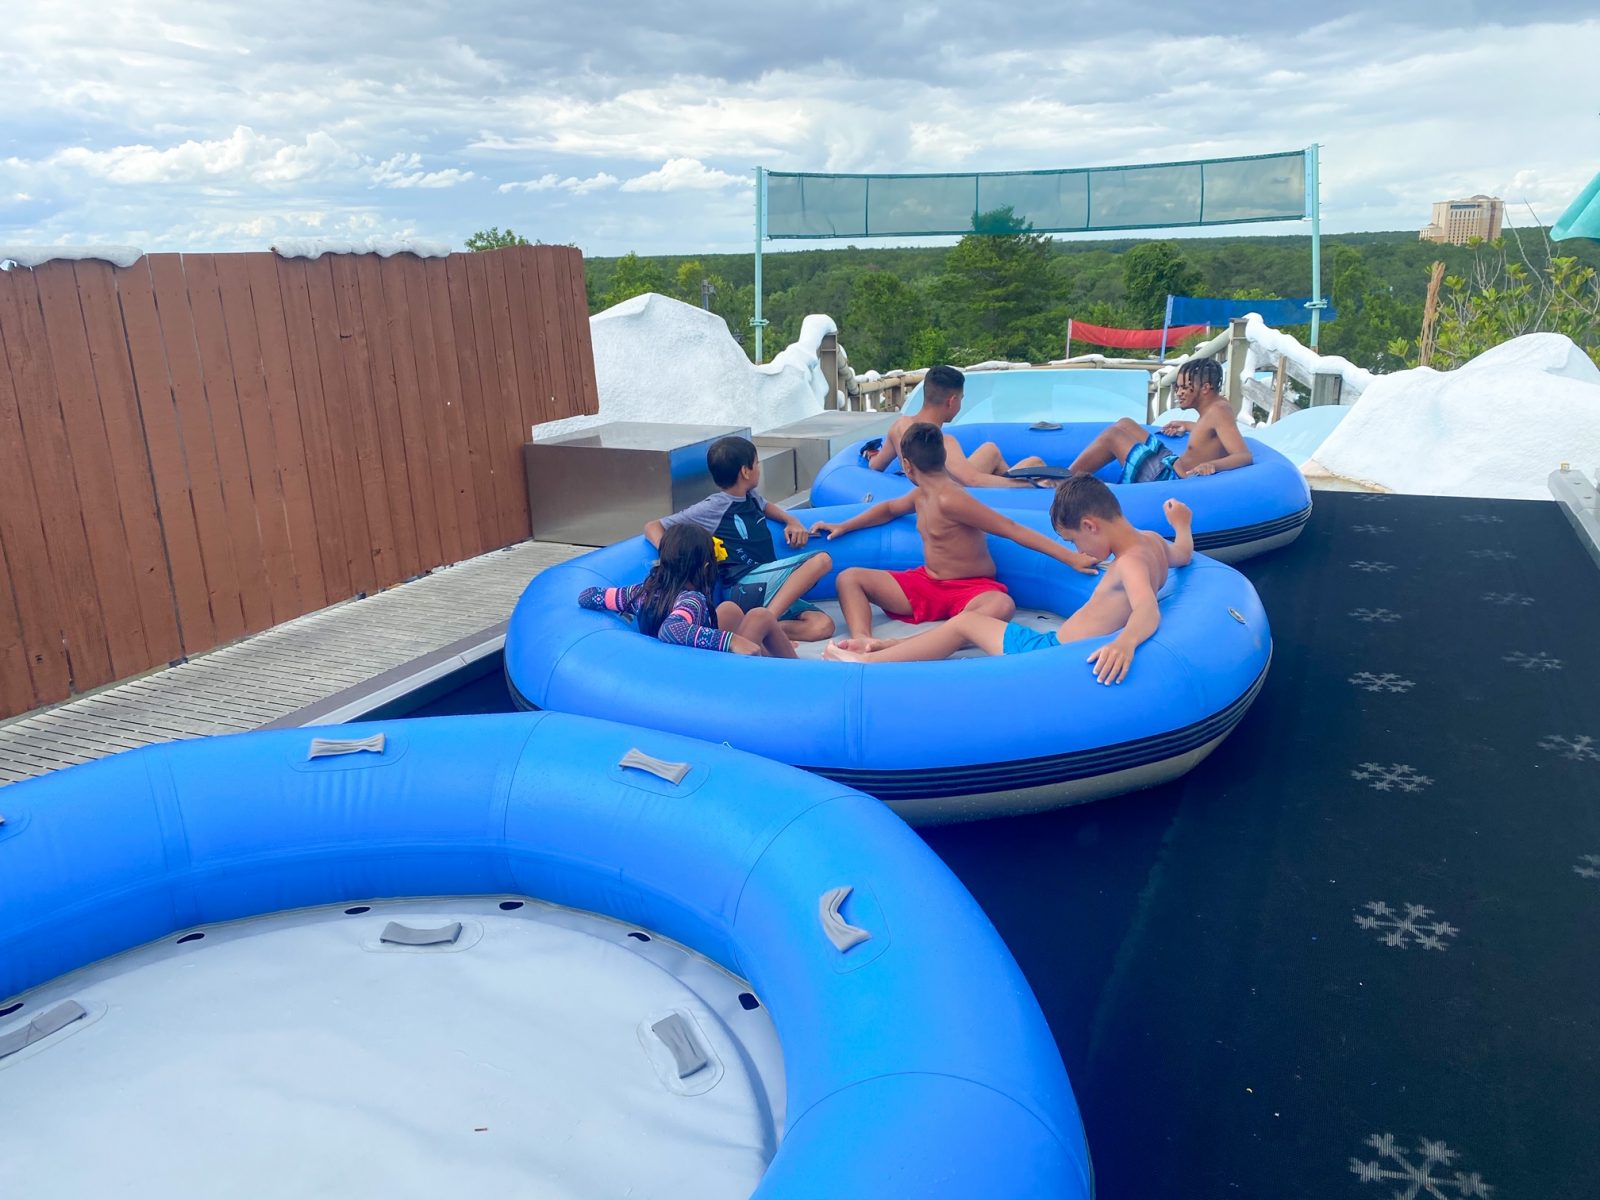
[0,897,783,1200]
[793,600,1064,659]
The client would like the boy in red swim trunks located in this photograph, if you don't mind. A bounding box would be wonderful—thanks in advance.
[808,423,1098,645]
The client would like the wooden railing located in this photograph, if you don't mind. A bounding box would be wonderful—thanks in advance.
[0,245,597,719]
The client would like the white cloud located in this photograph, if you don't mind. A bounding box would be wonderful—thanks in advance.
[51,126,360,186]
[371,152,475,189]
[498,171,618,195]
[620,158,752,193]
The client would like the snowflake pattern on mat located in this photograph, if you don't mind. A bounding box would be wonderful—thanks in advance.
[1354,902,1459,950]
[1466,548,1517,561]
[1481,592,1534,606]
[1350,493,1390,502]
[1352,763,1433,792]
[1352,524,1393,534]
[1350,1133,1492,1197]
[1350,672,1416,694]
[1460,514,1505,525]
[1350,560,1398,573]
[1349,607,1403,623]
[1575,854,1600,880]
[1540,734,1599,762]
[1503,651,1562,671]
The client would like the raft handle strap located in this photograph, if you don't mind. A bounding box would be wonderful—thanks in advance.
[650,1013,709,1079]
[0,1000,87,1061]
[618,749,691,785]
[308,733,386,760]
[380,921,463,947]
[819,886,871,952]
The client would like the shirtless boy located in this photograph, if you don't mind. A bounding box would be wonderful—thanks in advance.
[809,423,1099,645]
[863,364,1045,488]
[1067,357,1253,484]
[823,474,1193,685]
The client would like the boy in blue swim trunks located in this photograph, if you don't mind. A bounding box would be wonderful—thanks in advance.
[824,476,1193,684]
[1067,357,1253,485]
[646,436,836,643]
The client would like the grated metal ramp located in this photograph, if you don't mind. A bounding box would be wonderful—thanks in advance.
[0,541,586,786]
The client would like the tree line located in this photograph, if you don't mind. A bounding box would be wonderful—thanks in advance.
[469,223,1600,374]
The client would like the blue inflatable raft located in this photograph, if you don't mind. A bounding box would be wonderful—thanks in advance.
[0,711,1090,1199]
[810,421,1312,561]
[506,506,1272,823]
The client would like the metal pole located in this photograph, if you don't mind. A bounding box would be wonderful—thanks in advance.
[1159,294,1173,362]
[1308,143,1324,351]
[752,166,768,363]
[1064,319,1072,360]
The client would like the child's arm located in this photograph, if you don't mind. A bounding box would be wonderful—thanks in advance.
[946,490,1100,574]
[764,499,812,548]
[647,495,725,547]
[643,519,665,547]
[1163,498,1194,566]
[578,584,643,614]
[657,591,738,653]
[808,493,915,540]
[865,425,901,471]
[1087,563,1159,685]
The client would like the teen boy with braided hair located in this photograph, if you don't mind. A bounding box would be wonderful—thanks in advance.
[1067,357,1253,484]
[823,474,1193,685]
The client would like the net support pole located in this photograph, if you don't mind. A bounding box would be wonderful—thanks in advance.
[752,166,769,364]
[1064,319,1072,359]
[1159,294,1173,362]
[1307,144,1324,352]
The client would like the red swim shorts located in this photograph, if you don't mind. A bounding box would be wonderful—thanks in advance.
[885,566,1008,624]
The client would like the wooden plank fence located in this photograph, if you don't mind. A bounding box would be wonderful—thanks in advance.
[0,245,597,720]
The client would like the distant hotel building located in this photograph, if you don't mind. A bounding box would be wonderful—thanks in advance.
[1420,195,1504,244]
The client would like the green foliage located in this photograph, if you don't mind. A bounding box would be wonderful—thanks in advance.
[577,229,1600,373]
[844,270,929,372]
[935,207,1065,362]
[1388,236,1600,369]
[465,227,532,251]
[1122,241,1203,326]
[597,251,666,310]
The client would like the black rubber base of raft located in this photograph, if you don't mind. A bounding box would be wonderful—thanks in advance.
[1193,502,1311,552]
[921,492,1600,1199]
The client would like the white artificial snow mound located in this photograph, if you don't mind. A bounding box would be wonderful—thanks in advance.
[0,245,144,269]
[271,237,453,260]
[533,294,836,441]
[1306,334,1600,499]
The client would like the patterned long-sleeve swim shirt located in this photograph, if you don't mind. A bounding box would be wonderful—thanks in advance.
[578,585,735,653]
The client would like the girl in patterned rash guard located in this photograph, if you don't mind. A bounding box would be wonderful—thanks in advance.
[578,524,796,657]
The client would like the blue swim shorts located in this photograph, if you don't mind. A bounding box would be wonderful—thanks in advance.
[1001,621,1063,656]
[723,552,822,621]
[1121,434,1180,485]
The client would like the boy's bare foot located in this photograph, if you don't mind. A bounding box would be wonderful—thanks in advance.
[822,641,868,663]
[833,636,899,653]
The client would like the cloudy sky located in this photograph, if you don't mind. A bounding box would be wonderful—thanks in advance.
[2,2,1596,259]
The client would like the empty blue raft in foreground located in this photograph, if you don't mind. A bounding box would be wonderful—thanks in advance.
[810,421,1312,561]
[0,711,1090,1199]
[506,505,1272,823]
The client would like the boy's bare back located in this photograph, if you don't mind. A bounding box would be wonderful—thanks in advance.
[1056,530,1170,643]
[910,477,999,580]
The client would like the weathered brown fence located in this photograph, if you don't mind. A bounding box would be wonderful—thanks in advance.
[0,245,597,719]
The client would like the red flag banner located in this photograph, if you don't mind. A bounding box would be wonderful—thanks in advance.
[1067,320,1207,350]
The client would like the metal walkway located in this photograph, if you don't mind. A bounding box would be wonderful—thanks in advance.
[0,541,586,786]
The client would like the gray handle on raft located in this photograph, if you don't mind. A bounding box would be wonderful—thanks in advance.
[0,1000,87,1061]
[618,749,691,785]
[819,886,871,952]
[380,921,463,947]
[308,733,386,760]
[650,1013,709,1078]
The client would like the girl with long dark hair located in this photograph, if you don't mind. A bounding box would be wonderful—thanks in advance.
[578,524,795,657]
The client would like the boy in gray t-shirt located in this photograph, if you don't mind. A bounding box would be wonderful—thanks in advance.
[645,436,835,643]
